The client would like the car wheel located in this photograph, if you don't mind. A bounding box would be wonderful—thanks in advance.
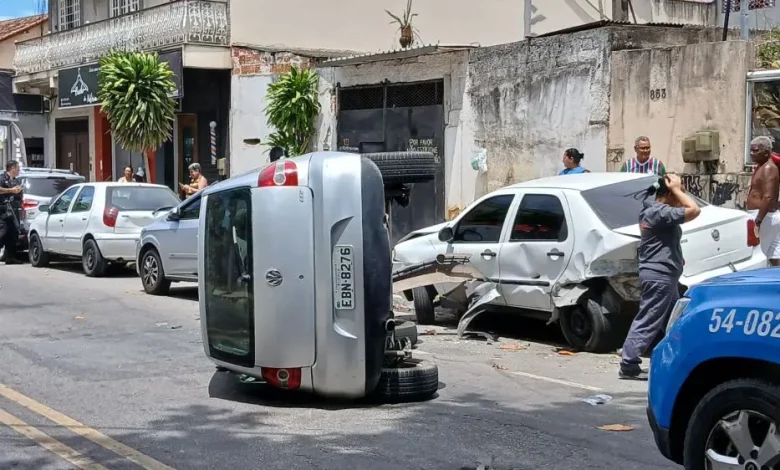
[376,358,438,402]
[140,249,171,296]
[363,152,437,185]
[559,294,614,353]
[82,239,108,278]
[683,379,780,470]
[413,286,437,325]
[28,234,49,267]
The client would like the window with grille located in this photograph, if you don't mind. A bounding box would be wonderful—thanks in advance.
[58,0,81,31]
[111,0,141,17]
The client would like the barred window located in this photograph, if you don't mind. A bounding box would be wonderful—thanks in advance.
[111,0,141,17]
[58,0,81,31]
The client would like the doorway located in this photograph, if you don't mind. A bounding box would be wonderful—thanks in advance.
[177,114,198,191]
[56,119,90,178]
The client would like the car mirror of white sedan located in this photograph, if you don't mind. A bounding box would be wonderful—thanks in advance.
[167,207,181,221]
[438,226,454,242]
[38,205,49,213]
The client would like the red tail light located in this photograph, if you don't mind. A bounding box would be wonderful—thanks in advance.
[748,219,760,247]
[22,199,38,210]
[103,207,119,228]
[258,160,298,187]
[261,367,302,390]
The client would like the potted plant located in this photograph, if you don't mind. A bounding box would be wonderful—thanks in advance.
[386,0,417,49]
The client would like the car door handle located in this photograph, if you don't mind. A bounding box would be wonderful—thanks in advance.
[481,249,497,259]
[81,217,87,221]
[547,249,564,258]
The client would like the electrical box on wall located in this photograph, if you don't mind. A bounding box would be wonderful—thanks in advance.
[681,130,720,163]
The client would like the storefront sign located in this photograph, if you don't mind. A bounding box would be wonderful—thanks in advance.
[58,64,100,109]
[57,49,184,109]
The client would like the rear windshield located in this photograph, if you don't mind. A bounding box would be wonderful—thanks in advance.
[20,176,85,198]
[108,186,181,211]
[581,177,709,230]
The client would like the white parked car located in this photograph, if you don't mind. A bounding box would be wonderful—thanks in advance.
[27,182,181,277]
[393,172,767,352]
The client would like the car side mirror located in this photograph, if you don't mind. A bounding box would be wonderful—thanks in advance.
[438,226,454,242]
[38,205,49,213]
[167,207,180,221]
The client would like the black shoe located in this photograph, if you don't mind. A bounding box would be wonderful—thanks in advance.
[619,368,649,381]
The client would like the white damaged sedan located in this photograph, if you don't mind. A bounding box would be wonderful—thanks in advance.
[393,172,766,352]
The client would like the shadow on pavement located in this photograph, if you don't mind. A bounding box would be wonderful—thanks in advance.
[42,261,138,278]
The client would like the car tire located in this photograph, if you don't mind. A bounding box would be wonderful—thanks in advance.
[82,239,108,278]
[394,320,418,346]
[140,249,171,296]
[559,294,615,353]
[413,286,437,325]
[376,358,438,401]
[363,152,437,185]
[28,233,49,268]
[683,379,780,470]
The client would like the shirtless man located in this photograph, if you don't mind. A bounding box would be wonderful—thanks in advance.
[746,136,780,266]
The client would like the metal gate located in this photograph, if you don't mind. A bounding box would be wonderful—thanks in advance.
[336,80,445,245]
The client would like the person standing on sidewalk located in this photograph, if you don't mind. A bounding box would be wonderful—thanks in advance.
[619,174,701,380]
[746,136,780,266]
[620,136,667,176]
[0,160,23,265]
[559,148,589,175]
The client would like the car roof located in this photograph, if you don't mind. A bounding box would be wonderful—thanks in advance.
[19,168,85,178]
[507,172,653,192]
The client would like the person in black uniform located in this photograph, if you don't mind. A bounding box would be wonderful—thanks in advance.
[0,160,23,264]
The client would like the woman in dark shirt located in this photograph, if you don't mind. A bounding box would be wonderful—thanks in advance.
[619,174,701,380]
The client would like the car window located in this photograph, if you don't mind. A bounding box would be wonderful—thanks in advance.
[510,194,568,242]
[179,195,201,220]
[71,186,95,213]
[107,186,180,211]
[581,177,709,230]
[19,176,84,198]
[453,195,514,243]
[49,186,79,214]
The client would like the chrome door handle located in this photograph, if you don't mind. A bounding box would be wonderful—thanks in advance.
[547,249,564,258]
[81,217,87,221]
[481,249,497,259]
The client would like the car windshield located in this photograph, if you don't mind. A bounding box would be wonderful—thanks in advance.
[581,177,709,230]
[108,186,181,211]
[19,176,84,198]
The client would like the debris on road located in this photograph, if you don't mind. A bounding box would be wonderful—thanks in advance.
[74,315,85,321]
[492,362,509,371]
[499,343,526,351]
[170,325,182,330]
[581,394,613,406]
[155,322,169,328]
[421,329,437,335]
[598,424,634,432]
[555,348,577,356]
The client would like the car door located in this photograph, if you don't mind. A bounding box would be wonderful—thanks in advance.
[444,193,516,304]
[43,186,79,253]
[62,185,95,254]
[166,195,201,277]
[498,190,575,312]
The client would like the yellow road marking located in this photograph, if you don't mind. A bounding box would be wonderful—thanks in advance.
[0,407,109,470]
[0,383,176,470]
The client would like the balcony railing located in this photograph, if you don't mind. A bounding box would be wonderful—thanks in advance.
[14,0,229,75]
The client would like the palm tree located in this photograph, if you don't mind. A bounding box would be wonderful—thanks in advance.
[264,66,321,157]
[98,51,177,179]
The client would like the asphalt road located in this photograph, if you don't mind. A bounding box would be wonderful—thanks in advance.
[0,262,678,470]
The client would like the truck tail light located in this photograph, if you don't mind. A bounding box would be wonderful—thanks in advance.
[103,207,119,228]
[258,160,298,187]
[261,367,302,390]
[748,219,760,247]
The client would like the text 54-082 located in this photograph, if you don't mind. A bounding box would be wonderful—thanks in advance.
[708,308,780,338]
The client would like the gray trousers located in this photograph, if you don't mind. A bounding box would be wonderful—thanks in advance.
[620,271,679,371]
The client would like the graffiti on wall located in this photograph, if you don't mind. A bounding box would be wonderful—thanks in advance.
[711,181,742,208]
[681,174,706,199]
[681,174,746,210]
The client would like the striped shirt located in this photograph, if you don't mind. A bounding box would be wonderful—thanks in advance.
[620,157,667,176]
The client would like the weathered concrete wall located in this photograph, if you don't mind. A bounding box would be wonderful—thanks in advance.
[467,28,612,192]
[609,40,753,209]
[316,51,477,213]
[229,46,315,176]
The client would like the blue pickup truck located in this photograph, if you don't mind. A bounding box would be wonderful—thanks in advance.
[648,268,780,469]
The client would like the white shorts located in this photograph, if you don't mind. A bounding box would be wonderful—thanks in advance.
[748,210,780,260]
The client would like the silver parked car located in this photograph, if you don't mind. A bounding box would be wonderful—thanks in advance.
[199,152,438,400]
[135,192,202,295]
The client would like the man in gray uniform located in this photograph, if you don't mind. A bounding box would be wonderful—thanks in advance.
[619,174,701,380]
